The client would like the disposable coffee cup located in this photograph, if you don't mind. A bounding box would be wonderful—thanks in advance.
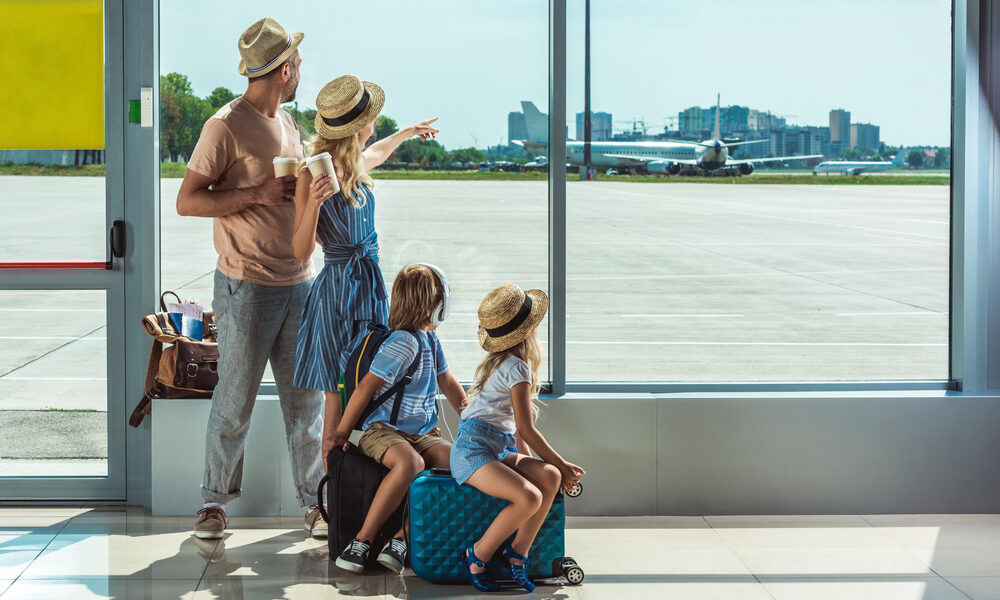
[273,157,297,178]
[305,152,341,197]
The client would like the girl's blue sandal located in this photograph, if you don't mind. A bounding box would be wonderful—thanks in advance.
[460,544,500,592]
[501,543,536,592]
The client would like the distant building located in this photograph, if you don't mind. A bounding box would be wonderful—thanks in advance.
[576,111,613,141]
[748,110,786,131]
[678,106,704,132]
[850,123,880,151]
[769,127,827,157]
[507,112,528,146]
[829,109,850,145]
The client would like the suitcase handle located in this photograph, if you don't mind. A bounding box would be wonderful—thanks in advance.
[317,474,330,523]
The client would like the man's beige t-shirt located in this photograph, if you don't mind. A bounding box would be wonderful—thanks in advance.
[187,96,314,286]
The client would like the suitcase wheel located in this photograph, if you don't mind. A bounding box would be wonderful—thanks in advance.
[566,482,583,498]
[564,564,585,585]
[562,556,577,567]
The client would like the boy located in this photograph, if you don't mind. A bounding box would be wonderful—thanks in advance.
[327,264,465,573]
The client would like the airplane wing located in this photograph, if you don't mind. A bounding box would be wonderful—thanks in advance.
[728,154,823,165]
[603,153,700,166]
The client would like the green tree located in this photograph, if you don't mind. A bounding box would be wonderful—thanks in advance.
[907,149,925,169]
[395,138,449,167]
[283,104,317,142]
[451,147,485,164]
[375,115,398,141]
[206,86,237,111]
[159,73,211,162]
[933,147,950,168]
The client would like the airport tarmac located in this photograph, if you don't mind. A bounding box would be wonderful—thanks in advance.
[0,177,949,465]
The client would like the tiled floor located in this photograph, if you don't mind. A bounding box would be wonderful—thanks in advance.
[0,509,998,599]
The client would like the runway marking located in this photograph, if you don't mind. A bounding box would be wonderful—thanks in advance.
[837,311,947,316]
[0,336,105,341]
[441,340,945,347]
[620,314,744,318]
[0,377,106,381]
[0,309,104,312]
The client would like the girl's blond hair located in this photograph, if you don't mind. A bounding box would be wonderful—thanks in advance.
[388,265,444,331]
[306,133,373,208]
[466,328,544,419]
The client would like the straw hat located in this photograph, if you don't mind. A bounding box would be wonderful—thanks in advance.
[238,17,303,78]
[314,75,385,139]
[477,284,549,353]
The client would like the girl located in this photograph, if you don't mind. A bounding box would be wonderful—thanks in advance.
[451,284,585,592]
[291,75,439,459]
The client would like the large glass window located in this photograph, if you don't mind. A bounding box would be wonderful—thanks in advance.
[160,1,549,383]
[564,0,951,382]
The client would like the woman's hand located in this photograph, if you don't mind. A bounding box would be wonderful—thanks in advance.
[410,117,440,140]
[309,173,334,205]
[557,461,585,494]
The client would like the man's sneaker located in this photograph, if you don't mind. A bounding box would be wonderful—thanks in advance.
[193,505,226,539]
[377,537,407,573]
[304,505,328,539]
[335,539,371,573]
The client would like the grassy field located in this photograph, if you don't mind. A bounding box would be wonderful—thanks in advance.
[0,163,950,185]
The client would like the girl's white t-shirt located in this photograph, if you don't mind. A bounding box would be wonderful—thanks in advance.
[461,354,532,434]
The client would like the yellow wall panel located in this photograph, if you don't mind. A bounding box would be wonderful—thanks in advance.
[0,0,103,149]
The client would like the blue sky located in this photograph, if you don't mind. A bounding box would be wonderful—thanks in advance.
[161,0,951,149]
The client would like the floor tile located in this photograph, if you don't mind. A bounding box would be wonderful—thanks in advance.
[713,525,901,549]
[732,546,932,576]
[193,575,388,599]
[0,580,12,595]
[17,529,218,580]
[871,523,1000,549]
[201,529,334,582]
[567,530,751,575]
[0,577,200,599]
[908,546,1000,577]
[0,549,43,579]
[946,576,1000,600]
[567,524,728,549]
[405,574,771,600]
[864,515,1000,526]
[0,508,98,519]
[759,576,970,600]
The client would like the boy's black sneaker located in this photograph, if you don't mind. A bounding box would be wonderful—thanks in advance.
[377,537,407,573]
[335,538,371,573]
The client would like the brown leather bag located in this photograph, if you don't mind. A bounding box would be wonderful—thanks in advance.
[129,292,219,427]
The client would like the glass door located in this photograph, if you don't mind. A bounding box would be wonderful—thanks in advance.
[0,0,127,500]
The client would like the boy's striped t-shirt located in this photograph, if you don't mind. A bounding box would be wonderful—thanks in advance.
[362,329,448,436]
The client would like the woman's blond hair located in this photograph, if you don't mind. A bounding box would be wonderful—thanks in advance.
[466,328,544,419]
[306,133,373,208]
[388,265,444,331]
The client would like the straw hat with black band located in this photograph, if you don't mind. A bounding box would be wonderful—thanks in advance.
[477,284,549,353]
[314,75,385,139]
[238,17,303,78]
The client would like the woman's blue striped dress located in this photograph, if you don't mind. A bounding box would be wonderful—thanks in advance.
[293,183,389,392]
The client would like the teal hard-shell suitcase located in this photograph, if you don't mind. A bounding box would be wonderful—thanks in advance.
[407,468,584,585]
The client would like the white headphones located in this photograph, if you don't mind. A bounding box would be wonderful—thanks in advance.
[415,263,451,326]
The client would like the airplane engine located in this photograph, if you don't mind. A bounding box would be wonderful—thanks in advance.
[647,161,681,175]
[738,163,754,176]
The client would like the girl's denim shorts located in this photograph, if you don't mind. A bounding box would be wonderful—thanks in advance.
[449,417,518,485]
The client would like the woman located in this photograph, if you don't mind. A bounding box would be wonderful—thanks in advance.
[291,74,439,448]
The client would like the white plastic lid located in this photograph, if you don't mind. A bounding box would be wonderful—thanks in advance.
[306,152,332,165]
[273,156,297,164]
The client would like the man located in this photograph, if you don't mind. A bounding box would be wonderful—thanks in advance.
[177,17,326,539]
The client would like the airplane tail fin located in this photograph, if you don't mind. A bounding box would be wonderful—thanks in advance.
[521,101,549,143]
[892,147,908,165]
[714,93,721,141]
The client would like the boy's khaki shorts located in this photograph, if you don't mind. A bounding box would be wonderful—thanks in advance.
[359,422,448,463]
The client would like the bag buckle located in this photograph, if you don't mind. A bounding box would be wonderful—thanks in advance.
[186,363,199,378]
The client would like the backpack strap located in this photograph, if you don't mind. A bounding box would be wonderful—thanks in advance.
[388,333,422,426]
[129,338,163,428]
[356,332,423,428]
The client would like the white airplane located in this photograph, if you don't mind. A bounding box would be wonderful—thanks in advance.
[515,96,822,176]
[812,149,907,175]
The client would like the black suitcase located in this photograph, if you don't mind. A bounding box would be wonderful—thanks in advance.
[317,444,404,566]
